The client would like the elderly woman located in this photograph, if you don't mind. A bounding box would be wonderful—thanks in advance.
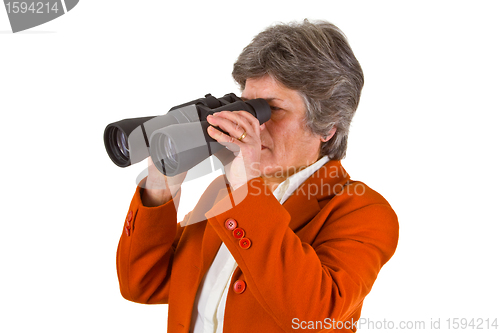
[116,20,398,333]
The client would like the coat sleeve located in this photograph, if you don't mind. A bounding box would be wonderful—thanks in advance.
[116,185,184,304]
[206,177,399,331]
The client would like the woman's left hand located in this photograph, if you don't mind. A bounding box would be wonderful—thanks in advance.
[206,110,262,190]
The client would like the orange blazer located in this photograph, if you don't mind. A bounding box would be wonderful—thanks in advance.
[116,160,399,332]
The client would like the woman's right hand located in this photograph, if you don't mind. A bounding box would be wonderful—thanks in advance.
[142,157,187,207]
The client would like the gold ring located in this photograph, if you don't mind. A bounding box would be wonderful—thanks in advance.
[237,131,247,141]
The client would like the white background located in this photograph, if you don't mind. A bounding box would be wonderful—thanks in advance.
[1,1,499,332]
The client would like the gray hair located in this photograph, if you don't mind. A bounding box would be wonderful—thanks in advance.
[232,19,364,160]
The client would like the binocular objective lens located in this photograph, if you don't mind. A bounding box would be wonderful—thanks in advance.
[165,136,178,164]
[162,135,179,171]
[153,134,179,175]
[116,130,130,159]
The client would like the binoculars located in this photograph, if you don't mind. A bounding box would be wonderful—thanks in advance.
[104,93,271,177]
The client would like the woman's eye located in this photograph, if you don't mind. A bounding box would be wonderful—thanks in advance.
[270,106,282,111]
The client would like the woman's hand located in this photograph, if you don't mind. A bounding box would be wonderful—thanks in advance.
[142,157,188,207]
[207,111,262,190]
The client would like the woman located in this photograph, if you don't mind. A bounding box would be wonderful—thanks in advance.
[116,19,398,332]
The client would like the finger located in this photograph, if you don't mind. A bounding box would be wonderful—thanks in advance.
[207,126,242,158]
[207,113,248,140]
[212,110,261,140]
[212,111,259,142]
[212,110,255,131]
[207,125,242,152]
[232,110,262,135]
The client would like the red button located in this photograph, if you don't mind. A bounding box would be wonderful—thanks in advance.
[125,226,131,236]
[125,220,131,228]
[239,238,251,249]
[233,228,245,239]
[225,218,238,231]
[126,210,133,222]
[233,280,246,294]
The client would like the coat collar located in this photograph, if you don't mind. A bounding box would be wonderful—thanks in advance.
[283,159,351,232]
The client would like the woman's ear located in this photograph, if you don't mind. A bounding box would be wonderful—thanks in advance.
[320,127,337,142]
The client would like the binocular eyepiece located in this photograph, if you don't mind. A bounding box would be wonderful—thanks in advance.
[103,93,271,177]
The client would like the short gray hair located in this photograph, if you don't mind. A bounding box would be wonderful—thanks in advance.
[232,19,364,160]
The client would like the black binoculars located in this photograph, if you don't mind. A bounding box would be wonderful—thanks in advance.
[103,93,271,177]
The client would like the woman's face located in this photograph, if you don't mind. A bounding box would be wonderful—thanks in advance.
[241,75,324,180]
